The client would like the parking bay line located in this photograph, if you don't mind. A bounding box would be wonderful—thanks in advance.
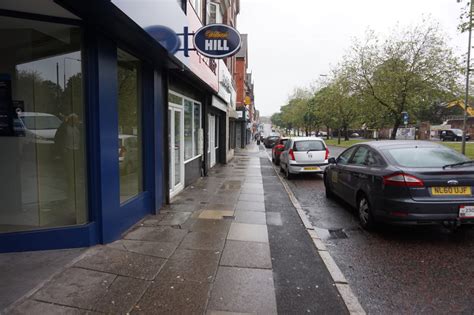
[264,150,366,315]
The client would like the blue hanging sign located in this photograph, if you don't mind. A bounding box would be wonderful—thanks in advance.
[193,24,242,59]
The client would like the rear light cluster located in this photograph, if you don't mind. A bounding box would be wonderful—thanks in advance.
[325,147,329,160]
[383,173,424,187]
[289,149,295,160]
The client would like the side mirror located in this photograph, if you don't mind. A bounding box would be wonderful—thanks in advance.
[328,157,336,164]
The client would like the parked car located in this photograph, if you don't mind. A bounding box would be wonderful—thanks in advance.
[279,137,329,179]
[350,132,360,138]
[440,129,470,142]
[263,135,280,148]
[119,134,139,174]
[17,112,62,144]
[324,141,474,230]
[271,137,289,165]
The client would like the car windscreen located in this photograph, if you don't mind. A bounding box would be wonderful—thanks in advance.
[293,140,325,151]
[452,129,463,136]
[20,116,62,130]
[383,147,469,168]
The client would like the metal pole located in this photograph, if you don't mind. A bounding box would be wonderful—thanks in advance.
[462,0,473,154]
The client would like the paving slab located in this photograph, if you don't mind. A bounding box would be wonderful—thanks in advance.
[235,201,266,212]
[198,210,235,220]
[107,239,178,259]
[157,249,220,282]
[220,241,272,269]
[156,211,192,225]
[239,188,264,195]
[134,279,210,314]
[74,247,165,280]
[33,267,115,310]
[92,276,149,314]
[234,211,266,225]
[208,267,277,314]
[9,300,89,315]
[238,193,265,203]
[124,226,188,243]
[227,223,269,243]
[184,219,232,235]
[180,231,226,251]
[201,203,236,211]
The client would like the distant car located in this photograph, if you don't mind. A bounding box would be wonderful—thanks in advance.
[350,132,360,138]
[440,129,470,142]
[324,141,474,230]
[263,135,280,148]
[271,137,289,165]
[279,137,329,179]
[317,131,327,137]
[119,134,139,174]
[17,112,62,144]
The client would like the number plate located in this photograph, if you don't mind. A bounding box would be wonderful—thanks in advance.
[304,167,320,171]
[459,205,474,218]
[431,186,471,196]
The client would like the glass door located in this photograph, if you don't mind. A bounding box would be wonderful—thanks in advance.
[169,106,184,197]
[209,114,216,168]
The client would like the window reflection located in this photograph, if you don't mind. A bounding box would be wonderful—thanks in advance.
[117,49,143,203]
[0,16,87,233]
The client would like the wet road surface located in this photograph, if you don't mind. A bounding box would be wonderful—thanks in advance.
[267,146,474,314]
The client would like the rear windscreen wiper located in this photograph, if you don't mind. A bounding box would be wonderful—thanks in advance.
[442,160,474,169]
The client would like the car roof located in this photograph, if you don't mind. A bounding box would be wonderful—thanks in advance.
[364,140,444,150]
[290,137,325,141]
[18,112,57,117]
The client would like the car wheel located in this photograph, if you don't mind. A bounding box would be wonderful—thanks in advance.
[285,166,293,180]
[280,164,284,173]
[275,157,280,166]
[324,176,334,199]
[358,194,375,230]
[272,153,275,163]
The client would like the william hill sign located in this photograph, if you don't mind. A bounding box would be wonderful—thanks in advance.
[193,24,242,59]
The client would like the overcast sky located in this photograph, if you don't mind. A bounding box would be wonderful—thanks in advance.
[237,0,468,117]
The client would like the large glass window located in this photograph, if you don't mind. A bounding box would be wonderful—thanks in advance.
[0,16,87,233]
[117,49,142,203]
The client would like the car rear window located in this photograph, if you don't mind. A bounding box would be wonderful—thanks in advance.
[293,140,325,151]
[383,147,468,168]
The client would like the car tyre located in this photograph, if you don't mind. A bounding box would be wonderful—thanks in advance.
[357,194,375,230]
[324,176,334,199]
[272,153,275,164]
[285,165,293,180]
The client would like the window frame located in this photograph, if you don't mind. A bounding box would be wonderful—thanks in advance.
[169,90,202,163]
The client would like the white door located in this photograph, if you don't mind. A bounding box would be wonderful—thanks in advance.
[209,114,216,168]
[169,106,184,197]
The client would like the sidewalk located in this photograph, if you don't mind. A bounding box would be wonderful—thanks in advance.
[5,143,348,314]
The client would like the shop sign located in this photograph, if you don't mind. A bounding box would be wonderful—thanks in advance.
[193,24,241,59]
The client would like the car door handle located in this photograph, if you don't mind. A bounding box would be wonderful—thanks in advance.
[353,173,368,179]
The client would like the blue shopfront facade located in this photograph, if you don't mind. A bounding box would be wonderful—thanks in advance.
[0,0,219,252]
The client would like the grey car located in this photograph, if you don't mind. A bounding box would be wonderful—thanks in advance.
[324,141,474,229]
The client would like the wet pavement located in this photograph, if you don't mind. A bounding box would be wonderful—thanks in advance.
[271,145,474,314]
[5,144,350,314]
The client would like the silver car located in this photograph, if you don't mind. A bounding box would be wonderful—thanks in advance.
[279,137,329,179]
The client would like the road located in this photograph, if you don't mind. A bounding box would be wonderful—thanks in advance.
[267,146,474,314]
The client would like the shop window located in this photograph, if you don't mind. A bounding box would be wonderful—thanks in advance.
[184,99,193,160]
[0,16,87,233]
[194,102,201,155]
[117,49,143,203]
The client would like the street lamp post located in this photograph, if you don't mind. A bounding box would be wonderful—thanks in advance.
[462,0,474,154]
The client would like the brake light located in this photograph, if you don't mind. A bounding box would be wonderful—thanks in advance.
[325,147,329,160]
[289,148,295,160]
[383,173,424,187]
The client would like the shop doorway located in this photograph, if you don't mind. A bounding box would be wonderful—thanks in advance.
[168,106,184,197]
[209,114,216,168]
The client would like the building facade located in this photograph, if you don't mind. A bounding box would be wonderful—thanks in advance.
[0,0,241,252]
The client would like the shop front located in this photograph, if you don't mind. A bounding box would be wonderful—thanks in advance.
[0,0,171,252]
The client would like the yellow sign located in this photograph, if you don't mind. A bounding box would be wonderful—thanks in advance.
[244,96,251,105]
